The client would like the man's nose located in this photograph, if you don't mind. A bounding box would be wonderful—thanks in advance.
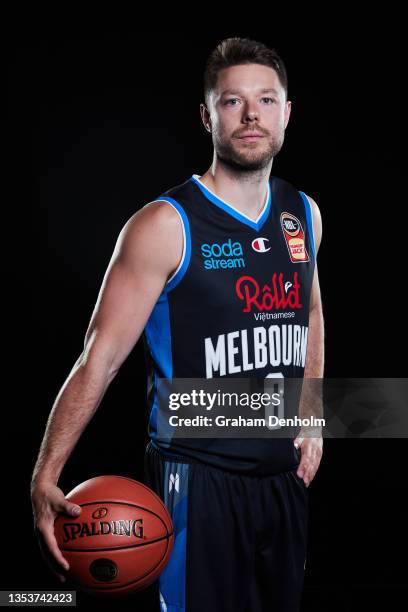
[244,105,259,122]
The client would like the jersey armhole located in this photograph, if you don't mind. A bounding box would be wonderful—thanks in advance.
[298,191,316,260]
[147,197,191,291]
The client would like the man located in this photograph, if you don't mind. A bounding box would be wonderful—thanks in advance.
[31,37,324,611]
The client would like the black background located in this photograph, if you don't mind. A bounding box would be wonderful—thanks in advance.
[7,19,407,611]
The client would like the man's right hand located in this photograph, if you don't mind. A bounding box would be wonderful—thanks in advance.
[31,481,82,583]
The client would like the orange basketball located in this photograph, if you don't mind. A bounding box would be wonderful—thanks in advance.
[54,475,174,596]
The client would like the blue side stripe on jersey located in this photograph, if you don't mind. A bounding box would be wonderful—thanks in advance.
[144,291,173,379]
[147,370,173,448]
[144,294,173,443]
[298,191,316,260]
[158,197,192,292]
[144,197,191,442]
[191,175,272,232]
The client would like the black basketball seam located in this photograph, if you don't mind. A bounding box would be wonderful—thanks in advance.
[60,532,174,552]
[69,475,168,511]
[56,500,170,534]
[69,536,171,592]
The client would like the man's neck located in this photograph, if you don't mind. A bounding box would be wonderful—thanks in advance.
[198,162,272,221]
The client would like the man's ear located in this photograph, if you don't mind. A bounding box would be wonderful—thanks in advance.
[200,103,212,133]
[284,99,292,130]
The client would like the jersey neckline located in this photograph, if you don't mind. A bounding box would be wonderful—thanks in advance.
[190,174,272,232]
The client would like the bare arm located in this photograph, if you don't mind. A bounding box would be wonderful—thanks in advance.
[303,194,324,380]
[298,194,324,381]
[31,200,183,578]
[295,194,324,486]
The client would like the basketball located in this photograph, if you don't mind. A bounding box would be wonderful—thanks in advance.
[54,475,174,596]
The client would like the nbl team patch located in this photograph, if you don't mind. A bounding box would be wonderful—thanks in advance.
[280,212,309,263]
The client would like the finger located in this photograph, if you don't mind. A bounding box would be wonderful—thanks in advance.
[54,499,82,517]
[294,436,304,449]
[37,523,70,572]
[304,458,320,486]
[43,551,67,583]
[297,446,313,478]
[37,535,68,583]
[297,460,309,479]
[304,469,313,486]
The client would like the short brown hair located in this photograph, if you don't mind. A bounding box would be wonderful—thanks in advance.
[203,37,288,106]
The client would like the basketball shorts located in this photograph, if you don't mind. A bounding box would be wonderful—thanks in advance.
[143,440,308,612]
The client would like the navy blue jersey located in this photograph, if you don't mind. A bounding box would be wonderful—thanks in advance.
[142,173,316,475]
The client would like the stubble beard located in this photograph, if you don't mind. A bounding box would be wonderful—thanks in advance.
[214,130,285,174]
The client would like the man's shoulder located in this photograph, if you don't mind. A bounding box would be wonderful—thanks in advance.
[276,175,322,226]
[119,199,183,251]
[301,193,322,252]
[302,193,322,229]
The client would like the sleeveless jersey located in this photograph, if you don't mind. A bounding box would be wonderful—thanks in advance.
[142,173,316,475]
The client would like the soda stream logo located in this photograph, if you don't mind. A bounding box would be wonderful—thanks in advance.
[201,239,245,270]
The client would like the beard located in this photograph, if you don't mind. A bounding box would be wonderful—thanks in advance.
[213,129,284,173]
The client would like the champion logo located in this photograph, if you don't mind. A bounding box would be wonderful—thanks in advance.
[169,473,180,493]
[251,237,270,253]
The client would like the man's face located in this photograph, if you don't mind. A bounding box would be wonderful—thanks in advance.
[203,63,291,171]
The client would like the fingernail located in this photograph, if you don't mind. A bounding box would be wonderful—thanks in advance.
[63,563,69,571]
[72,507,80,515]
[60,576,66,583]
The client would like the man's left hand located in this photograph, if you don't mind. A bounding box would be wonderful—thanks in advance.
[294,431,323,487]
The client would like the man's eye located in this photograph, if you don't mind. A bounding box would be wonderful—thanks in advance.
[225,97,275,105]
